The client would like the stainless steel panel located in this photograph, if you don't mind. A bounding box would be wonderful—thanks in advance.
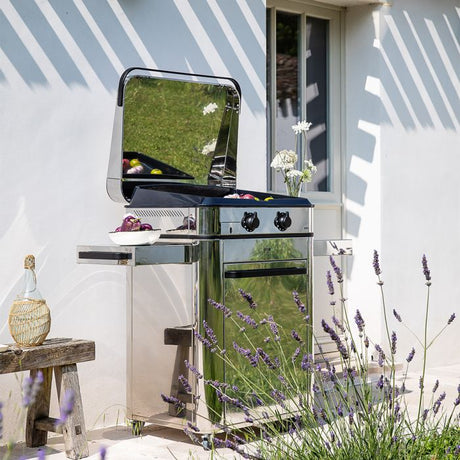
[127,264,195,422]
[76,243,199,266]
[223,237,310,263]
[313,239,353,257]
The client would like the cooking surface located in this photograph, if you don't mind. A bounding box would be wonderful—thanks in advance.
[127,183,313,208]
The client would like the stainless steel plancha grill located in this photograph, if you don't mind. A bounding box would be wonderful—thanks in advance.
[78,68,314,432]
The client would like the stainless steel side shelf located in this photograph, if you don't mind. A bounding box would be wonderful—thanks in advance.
[77,243,199,266]
[314,239,353,257]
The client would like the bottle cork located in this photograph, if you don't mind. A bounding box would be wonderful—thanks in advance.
[24,255,35,270]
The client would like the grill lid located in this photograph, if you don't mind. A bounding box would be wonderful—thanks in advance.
[106,67,241,203]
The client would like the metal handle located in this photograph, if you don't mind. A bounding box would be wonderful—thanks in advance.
[78,251,132,261]
[225,266,307,279]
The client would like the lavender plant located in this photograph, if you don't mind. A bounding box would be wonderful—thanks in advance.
[161,252,460,459]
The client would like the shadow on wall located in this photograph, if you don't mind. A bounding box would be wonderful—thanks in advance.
[0,0,265,113]
[345,4,460,239]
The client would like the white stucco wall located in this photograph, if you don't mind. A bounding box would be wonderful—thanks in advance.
[345,1,460,368]
[0,0,458,440]
[0,0,267,438]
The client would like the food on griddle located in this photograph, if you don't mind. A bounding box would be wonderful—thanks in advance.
[122,158,130,172]
[127,165,144,174]
[129,158,141,167]
[150,169,163,174]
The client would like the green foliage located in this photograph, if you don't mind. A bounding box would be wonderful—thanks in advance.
[177,253,460,459]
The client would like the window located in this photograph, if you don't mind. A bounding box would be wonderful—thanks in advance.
[267,3,342,199]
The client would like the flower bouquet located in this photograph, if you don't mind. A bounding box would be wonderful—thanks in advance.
[271,121,317,197]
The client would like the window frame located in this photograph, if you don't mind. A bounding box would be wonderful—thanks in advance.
[266,0,344,205]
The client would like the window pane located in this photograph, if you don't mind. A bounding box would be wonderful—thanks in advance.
[273,11,300,193]
[306,16,328,192]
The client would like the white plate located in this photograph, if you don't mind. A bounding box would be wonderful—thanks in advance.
[109,230,161,246]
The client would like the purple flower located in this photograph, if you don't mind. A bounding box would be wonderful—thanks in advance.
[251,392,263,407]
[407,347,415,363]
[433,391,446,414]
[161,393,185,411]
[301,354,313,371]
[373,250,382,276]
[184,360,202,379]
[376,374,384,390]
[178,375,192,393]
[329,256,343,283]
[22,376,34,407]
[432,379,439,393]
[186,421,200,432]
[292,291,306,313]
[354,310,365,333]
[422,254,431,284]
[393,309,402,322]
[208,299,232,317]
[326,271,334,296]
[203,320,218,344]
[322,319,348,359]
[56,389,75,426]
[364,336,369,348]
[348,407,354,425]
[448,313,456,325]
[267,315,280,341]
[292,347,301,363]
[236,311,258,328]
[391,331,397,355]
[256,347,279,369]
[238,289,257,309]
[194,330,215,351]
[99,446,107,460]
[22,371,43,408]
[336,404,344,417]
[332,316,345,333]
[374,344,385,367]
[291,329,303,342]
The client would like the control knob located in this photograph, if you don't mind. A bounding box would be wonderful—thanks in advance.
[274,211,292,231]
[241,212,260,232]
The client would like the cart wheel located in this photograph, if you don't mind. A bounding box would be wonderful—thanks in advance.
[128,419,145,436]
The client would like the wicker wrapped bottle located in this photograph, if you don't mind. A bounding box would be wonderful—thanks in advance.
[8,255,51,347]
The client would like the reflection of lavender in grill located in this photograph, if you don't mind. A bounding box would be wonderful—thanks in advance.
[174,216,196,231]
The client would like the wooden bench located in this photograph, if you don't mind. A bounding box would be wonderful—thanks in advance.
[0,338,95,459]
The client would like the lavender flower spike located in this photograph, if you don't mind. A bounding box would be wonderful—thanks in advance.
[391,331,397,355]
[354,310,365,333]
[99,446,107,460]
[393,309,402,322]
[326,270,334,296]
[329,256,343,283]
[373,250,382,276]
[448,313,456,325]
[406,347,415,363]
[238,289,257,309]
[56,389,75,426]
[422,254,431,285]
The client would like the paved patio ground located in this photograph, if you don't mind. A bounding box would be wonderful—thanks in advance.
[5,363,460,460]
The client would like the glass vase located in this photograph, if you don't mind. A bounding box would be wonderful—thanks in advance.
[285,179,302,197]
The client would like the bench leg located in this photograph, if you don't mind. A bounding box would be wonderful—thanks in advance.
[54,364,89,459]
[25,367,53,447]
